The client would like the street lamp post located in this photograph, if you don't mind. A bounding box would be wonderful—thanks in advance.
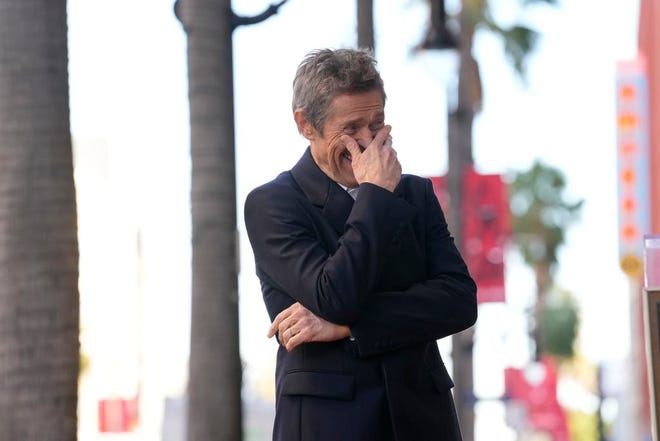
[420,1,476,440]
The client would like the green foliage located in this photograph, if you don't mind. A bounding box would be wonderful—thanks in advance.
[539,290,580,358]
[481,18,539,76]
[500,25,538,75]
[479,0,558,77]
[508,160,583,271]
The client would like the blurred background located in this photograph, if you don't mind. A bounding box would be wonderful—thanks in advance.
[4,0,656,440]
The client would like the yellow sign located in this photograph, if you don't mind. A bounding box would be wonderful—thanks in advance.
[620,254,643,277]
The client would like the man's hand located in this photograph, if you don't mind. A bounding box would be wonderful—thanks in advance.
[343,125,401,192]
[268,302,352,352]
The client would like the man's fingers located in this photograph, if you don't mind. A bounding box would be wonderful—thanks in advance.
[342,135,362,158]
[268,317,281,338]
[268,315,286,338]
[274,317,294,343]
[371,125,392,148]
[268,303,297,337]
[269,302,326,350]
[286,330,306,352]
[282,326,298,345]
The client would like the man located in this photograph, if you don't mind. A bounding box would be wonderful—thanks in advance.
[244,48,477,441]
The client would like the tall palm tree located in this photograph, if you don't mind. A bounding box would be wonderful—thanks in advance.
[509,162,583,299]
[176,0,242,440]
[0,0,80,439]
[175,1,288,439]
[509,161,583,359]
[419,1,558,439]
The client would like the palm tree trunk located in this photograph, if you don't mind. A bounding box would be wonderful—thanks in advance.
[0,1,80,439]
[449,5,481,441]
[532,263,552,359]
[178,0,243,440]
[357,0,375,51]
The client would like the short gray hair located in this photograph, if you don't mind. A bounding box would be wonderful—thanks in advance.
[292,48,386,134]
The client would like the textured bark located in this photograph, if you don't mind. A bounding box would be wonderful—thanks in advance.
[0,1,80,440]
[178,0,243,440]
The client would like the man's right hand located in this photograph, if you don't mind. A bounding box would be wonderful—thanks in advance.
[342,125,401,192]
[268,302,352,352]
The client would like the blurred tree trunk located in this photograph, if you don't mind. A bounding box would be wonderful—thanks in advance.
[357,0,375,51]
[0,1,80,440]
[448,5,481,440]
[177,0,243,440]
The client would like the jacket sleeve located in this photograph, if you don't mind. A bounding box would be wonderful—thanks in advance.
[244,180,415,324]
[348,178,478,357]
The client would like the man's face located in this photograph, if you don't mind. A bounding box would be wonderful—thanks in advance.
[305,89,385,188]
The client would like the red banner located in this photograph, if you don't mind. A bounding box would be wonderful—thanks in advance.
[461,168,509,303]
[98,396,139,433]
[504,357,569,440]
[430,169,509,303]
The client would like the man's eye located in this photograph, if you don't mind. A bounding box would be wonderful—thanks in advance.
[343,125,357,134]
[369,122,384,131]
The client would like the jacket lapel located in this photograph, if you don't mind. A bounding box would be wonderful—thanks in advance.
[291,148,354,235]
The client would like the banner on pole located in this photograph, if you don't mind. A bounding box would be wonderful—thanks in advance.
[430,168,509,303]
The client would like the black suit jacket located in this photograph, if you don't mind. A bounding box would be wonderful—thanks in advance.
[244,148,477,441]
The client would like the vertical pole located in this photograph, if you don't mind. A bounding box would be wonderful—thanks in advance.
[448,106,475,441]
[625,277,648,441]
[448,3,477,436]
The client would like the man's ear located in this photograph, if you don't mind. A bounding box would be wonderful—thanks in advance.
[294,109,315,140]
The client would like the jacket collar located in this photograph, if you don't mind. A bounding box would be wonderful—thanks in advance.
[291,147,354,234]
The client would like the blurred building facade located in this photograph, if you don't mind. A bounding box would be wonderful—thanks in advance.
[639,0,660,233]
[615,1,660,439]
[639,1,660,439]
